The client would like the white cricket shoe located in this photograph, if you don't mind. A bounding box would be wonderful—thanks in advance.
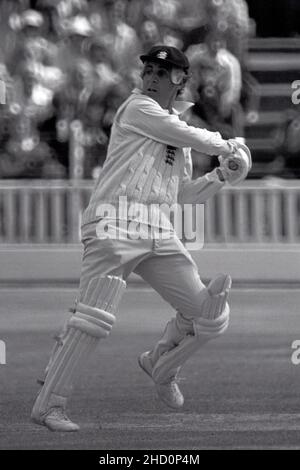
[31,406,80,432]
[138,351,184,409]
[31,391,80,432]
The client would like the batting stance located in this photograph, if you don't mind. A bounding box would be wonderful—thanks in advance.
[31,45,251,431]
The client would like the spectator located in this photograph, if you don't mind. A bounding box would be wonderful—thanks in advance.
[0,0,257,179]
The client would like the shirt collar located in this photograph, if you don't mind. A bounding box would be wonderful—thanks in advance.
[132,88,194,116]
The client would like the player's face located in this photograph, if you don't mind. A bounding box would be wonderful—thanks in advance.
[142,61,181,110]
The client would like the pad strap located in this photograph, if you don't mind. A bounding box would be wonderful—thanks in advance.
[192,305,230,336]
[68,302,116,338]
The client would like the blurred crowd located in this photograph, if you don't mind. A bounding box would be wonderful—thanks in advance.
[0,0,257,179]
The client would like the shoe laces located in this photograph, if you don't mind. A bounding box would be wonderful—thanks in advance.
[170,372,186,383]
[47,407,70,422]
[168,375,186,389]
[170,381,179,394]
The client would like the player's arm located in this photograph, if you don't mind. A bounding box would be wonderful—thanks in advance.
[178,150,225,204]
[178,142,252,204]
[178,169,225,204]
[121,96,236,157]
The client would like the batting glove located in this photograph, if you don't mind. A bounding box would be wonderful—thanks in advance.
[217,139,252,185]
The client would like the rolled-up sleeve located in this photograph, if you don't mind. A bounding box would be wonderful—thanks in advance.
[121,96,233,156]
[178,151,224,204]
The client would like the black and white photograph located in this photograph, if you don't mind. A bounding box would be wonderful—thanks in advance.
[0,0,300,453]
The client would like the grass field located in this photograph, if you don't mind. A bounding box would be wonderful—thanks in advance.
[1,286,300,450]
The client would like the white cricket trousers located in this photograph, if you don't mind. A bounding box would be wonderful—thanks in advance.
[78,220,207,320]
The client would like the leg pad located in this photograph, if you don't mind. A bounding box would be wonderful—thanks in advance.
[32,276,126,420]
[152,303,230,383]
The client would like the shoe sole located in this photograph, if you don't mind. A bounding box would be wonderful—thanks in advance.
[44,420,79,432]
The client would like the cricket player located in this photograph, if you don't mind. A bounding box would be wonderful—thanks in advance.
[31,45,251,431]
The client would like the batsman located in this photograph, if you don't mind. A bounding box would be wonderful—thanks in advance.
[31,45,251,431]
